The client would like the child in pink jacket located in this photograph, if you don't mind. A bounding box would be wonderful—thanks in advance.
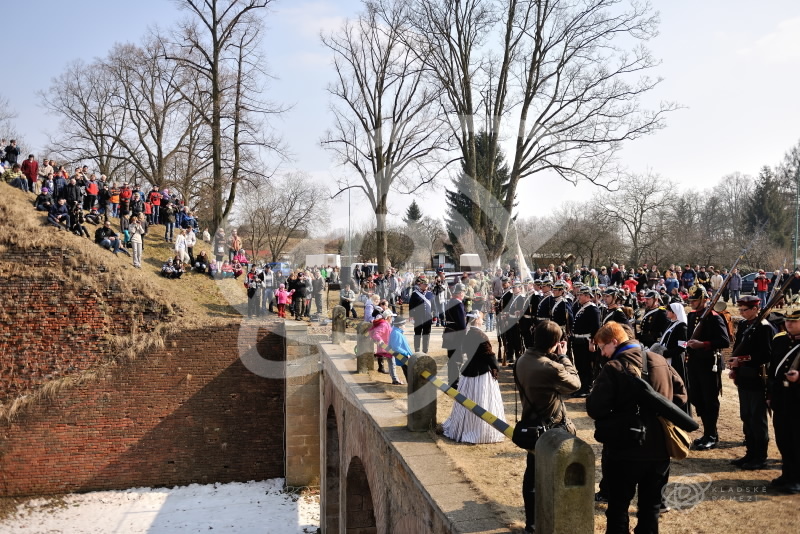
[275,283,294,318]
[369,309,403,385]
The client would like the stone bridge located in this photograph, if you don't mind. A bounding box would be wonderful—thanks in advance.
[284,319,507,534]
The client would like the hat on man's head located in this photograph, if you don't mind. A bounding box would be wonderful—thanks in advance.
[392,315,407,326]
[783,309,800,321]
[578,286,593,296]
[737,295,761,307]
[453,283,466,294]
[540,277,553,286]
[415,275,428,285]
[688,285,708,301]
[553,280,567,290]
[644,289,659,300]
[500,276,510,283]
[603,287,619,296]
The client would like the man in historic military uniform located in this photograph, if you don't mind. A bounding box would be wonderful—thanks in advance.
[409,276,433,353]
[602,288,629,325]
[639,289,670,348]
[571,286,601,397]
[686,285,731,450]
[546,280,574,335]
[504,281,526,363]
[496,276,513,363]
[767,308,800,493]
[728,295,775,470]
[443,283,468,387]
[535,277,554,324]
[520,279,540,350]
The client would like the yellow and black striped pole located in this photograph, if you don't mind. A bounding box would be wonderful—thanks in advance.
[377,341,515,440]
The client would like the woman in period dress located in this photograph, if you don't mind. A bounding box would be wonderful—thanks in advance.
[442,311,506,444]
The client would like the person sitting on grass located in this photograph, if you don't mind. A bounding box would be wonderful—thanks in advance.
[35,187,53,211]
[208,258,220,278]
[195,250,210,274]
[69,202,91,238]
[94,220,128,255]
[172,256,186,278]
[47,197,70,230]
[2,163,29,192]
[233,248,249,269]
[221,260,234,278]
[161,258,177,278]
[232,260,244,279]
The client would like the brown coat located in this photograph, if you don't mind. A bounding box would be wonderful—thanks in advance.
[515,348,581,429]
[587,344,676,460]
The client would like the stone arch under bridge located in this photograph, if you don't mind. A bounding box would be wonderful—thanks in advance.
[310,338,507,534]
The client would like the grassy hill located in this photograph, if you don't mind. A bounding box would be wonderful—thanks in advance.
[0,184,249,417]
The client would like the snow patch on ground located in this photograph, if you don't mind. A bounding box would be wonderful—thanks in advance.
[1,479,320,534]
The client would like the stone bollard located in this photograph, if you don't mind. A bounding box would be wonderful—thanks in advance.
[407,353,437,432]
[356,322,375,373]
[535,428,594,534]
[331,305,346,344]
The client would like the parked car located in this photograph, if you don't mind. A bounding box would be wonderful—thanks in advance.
[740,272,774,295]
[267,262,292,277]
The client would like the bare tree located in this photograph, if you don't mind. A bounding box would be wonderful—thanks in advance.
[321,0,448,273]
[169,0,285,232]
[39,59,128,178]
[236,173,329,263]
[602,172,672,266]
[411,0,675,264]
[416,215,446,269]
[105,36,201,189]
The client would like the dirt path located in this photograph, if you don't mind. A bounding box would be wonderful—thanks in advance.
[354,322,799,533]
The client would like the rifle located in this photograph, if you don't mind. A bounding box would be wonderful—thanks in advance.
[728,271,800,364]
[690,235,761,341]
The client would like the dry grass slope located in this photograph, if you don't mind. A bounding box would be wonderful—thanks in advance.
[0,184,247,421]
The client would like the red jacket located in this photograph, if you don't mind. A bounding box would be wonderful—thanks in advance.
[755,275,769,292]
[21,159,38,181]
[148,190,161,206]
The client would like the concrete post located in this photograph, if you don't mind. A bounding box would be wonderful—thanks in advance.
[535,428,594,534]
[407,353,437,432]
[356,322,375,373]
[331,305,346,344]
[283,320,321,488]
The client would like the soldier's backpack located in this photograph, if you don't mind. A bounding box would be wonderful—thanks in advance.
[716,309,736,341]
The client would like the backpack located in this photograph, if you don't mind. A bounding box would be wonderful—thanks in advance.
[716,309,735,341]
[638,349,691,459]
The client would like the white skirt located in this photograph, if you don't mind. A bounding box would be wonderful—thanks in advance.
[442,372,506,444]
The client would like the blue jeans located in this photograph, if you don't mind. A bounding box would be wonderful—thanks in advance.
[757,291,768,308]
[730,289,740,304]
[100,237,121,253]
[164,222,174,241]
[111,202,119,218]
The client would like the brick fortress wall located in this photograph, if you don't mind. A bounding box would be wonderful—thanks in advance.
[0,248,166,401]
[0,322,287,497]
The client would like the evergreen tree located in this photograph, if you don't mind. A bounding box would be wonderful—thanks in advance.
[444,131,513,265]
[746,165,791,249]
[403,200,423,226]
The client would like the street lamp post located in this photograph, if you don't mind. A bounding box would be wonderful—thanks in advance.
[795,168,800,269]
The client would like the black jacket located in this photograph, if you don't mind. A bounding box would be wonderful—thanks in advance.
[732,318,775,390]
[409,287,432,325]
[587,345,672,460]
[442,297,466,350]
[460,327,499,377]
[94,226,118,244]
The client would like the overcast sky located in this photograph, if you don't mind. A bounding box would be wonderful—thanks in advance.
[6,0,800,235]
